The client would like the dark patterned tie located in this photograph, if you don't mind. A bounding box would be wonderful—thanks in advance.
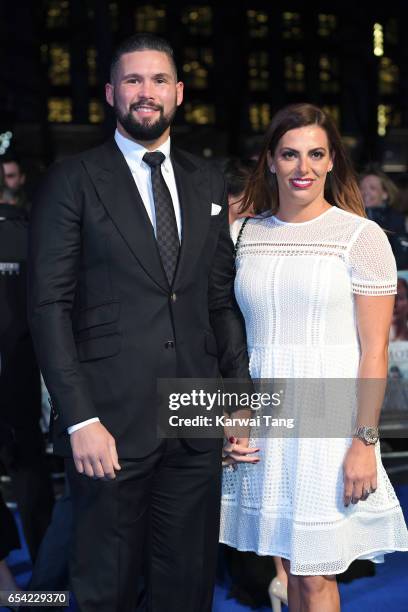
[143,151,180,285]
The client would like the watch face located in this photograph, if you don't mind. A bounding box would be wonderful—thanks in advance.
[365,427,378,442]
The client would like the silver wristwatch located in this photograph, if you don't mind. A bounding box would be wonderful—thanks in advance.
[353,426,379,445]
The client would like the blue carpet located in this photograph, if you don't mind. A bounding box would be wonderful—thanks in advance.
[2,486,408,611]
[214,548,408,612]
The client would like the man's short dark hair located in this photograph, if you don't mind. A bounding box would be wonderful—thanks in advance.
[110,33,178,82]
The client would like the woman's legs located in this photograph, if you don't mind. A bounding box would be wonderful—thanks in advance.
[282,558,340,612]
[273,556,287,587]
[282,558,301,611]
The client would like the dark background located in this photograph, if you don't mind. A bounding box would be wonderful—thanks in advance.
[1,1,408,185]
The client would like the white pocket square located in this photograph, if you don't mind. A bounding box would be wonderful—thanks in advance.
[211,203,222,216]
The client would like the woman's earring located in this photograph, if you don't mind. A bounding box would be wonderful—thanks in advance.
[270,166,276,174]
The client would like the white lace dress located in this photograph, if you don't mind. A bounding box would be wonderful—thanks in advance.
[220,206,408,575]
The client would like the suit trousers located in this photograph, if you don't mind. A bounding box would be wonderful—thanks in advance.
[65,438,223,612]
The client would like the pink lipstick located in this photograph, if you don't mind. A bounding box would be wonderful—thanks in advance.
[290,178,314,189]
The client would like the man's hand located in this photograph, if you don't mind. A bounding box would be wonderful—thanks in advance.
[70,421,121,480]
[343,438,377,506]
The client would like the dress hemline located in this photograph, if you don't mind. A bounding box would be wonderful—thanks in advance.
[218,538,408,575]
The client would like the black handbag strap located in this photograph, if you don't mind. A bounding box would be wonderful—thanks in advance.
[234,217,250,258]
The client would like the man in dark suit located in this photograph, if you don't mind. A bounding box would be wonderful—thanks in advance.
[28,34,252,612]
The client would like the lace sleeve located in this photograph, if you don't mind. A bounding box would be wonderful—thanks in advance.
[348,221,397,296]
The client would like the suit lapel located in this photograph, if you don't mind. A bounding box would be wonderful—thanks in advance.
[84,139,169,291]
[171,148,211,289]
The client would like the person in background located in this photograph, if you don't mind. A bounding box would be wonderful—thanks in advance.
[0,163,22,594]
[224,158,256,225]
[359,168,404,231]
[0,162,54,565]
[1,153,29,212]
[359,168,408,269]
[395,180,408,232]
[390,277,408,342]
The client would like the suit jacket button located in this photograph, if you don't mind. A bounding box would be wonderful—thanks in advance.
[165,340,175,349]
[171,292,177,302]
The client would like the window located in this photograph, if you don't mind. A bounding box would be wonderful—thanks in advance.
[379,57,399,95]
[319,55,339,94]
[181,6,212,36]
[284,55,305,92]
[248,52,269,92]
[249,104,271,132]
[373,23,384,57]
[184,103,215,124]
[317,14,337,38]
[183,48,213,89]
[48,98,72,122]
[48,44,70,86]
[89,99,104,124]
[109,2,119,31]
[385,18,398,46]
[377,105,400,136]
[247,10,269,39]
[46,0,69,29]
[282,12,302,40]
[134,5,166,33]
[87,47,98,86]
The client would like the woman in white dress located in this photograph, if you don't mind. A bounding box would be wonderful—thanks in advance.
[220,104,408,611]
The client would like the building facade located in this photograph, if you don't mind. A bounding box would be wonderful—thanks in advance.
[1,1,408,170]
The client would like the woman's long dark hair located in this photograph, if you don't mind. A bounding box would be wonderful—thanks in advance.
[240,103,365,217]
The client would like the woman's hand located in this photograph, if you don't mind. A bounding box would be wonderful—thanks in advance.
[222,436,260,469]
[343,438,377,506]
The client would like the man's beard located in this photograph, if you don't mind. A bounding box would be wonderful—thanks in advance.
[114,96,177,141]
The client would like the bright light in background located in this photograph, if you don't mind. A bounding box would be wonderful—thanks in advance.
[377,105,387,136]
[373,23,384,56]
[0,131,13,155]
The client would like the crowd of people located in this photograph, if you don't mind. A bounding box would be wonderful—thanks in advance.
[1,158,55,598]
[1,32,408,612]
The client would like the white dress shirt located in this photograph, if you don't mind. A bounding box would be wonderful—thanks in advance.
[115,129,182,239]
[68,130,182,435]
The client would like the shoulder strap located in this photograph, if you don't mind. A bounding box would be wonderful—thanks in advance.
[234,217,250,257]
